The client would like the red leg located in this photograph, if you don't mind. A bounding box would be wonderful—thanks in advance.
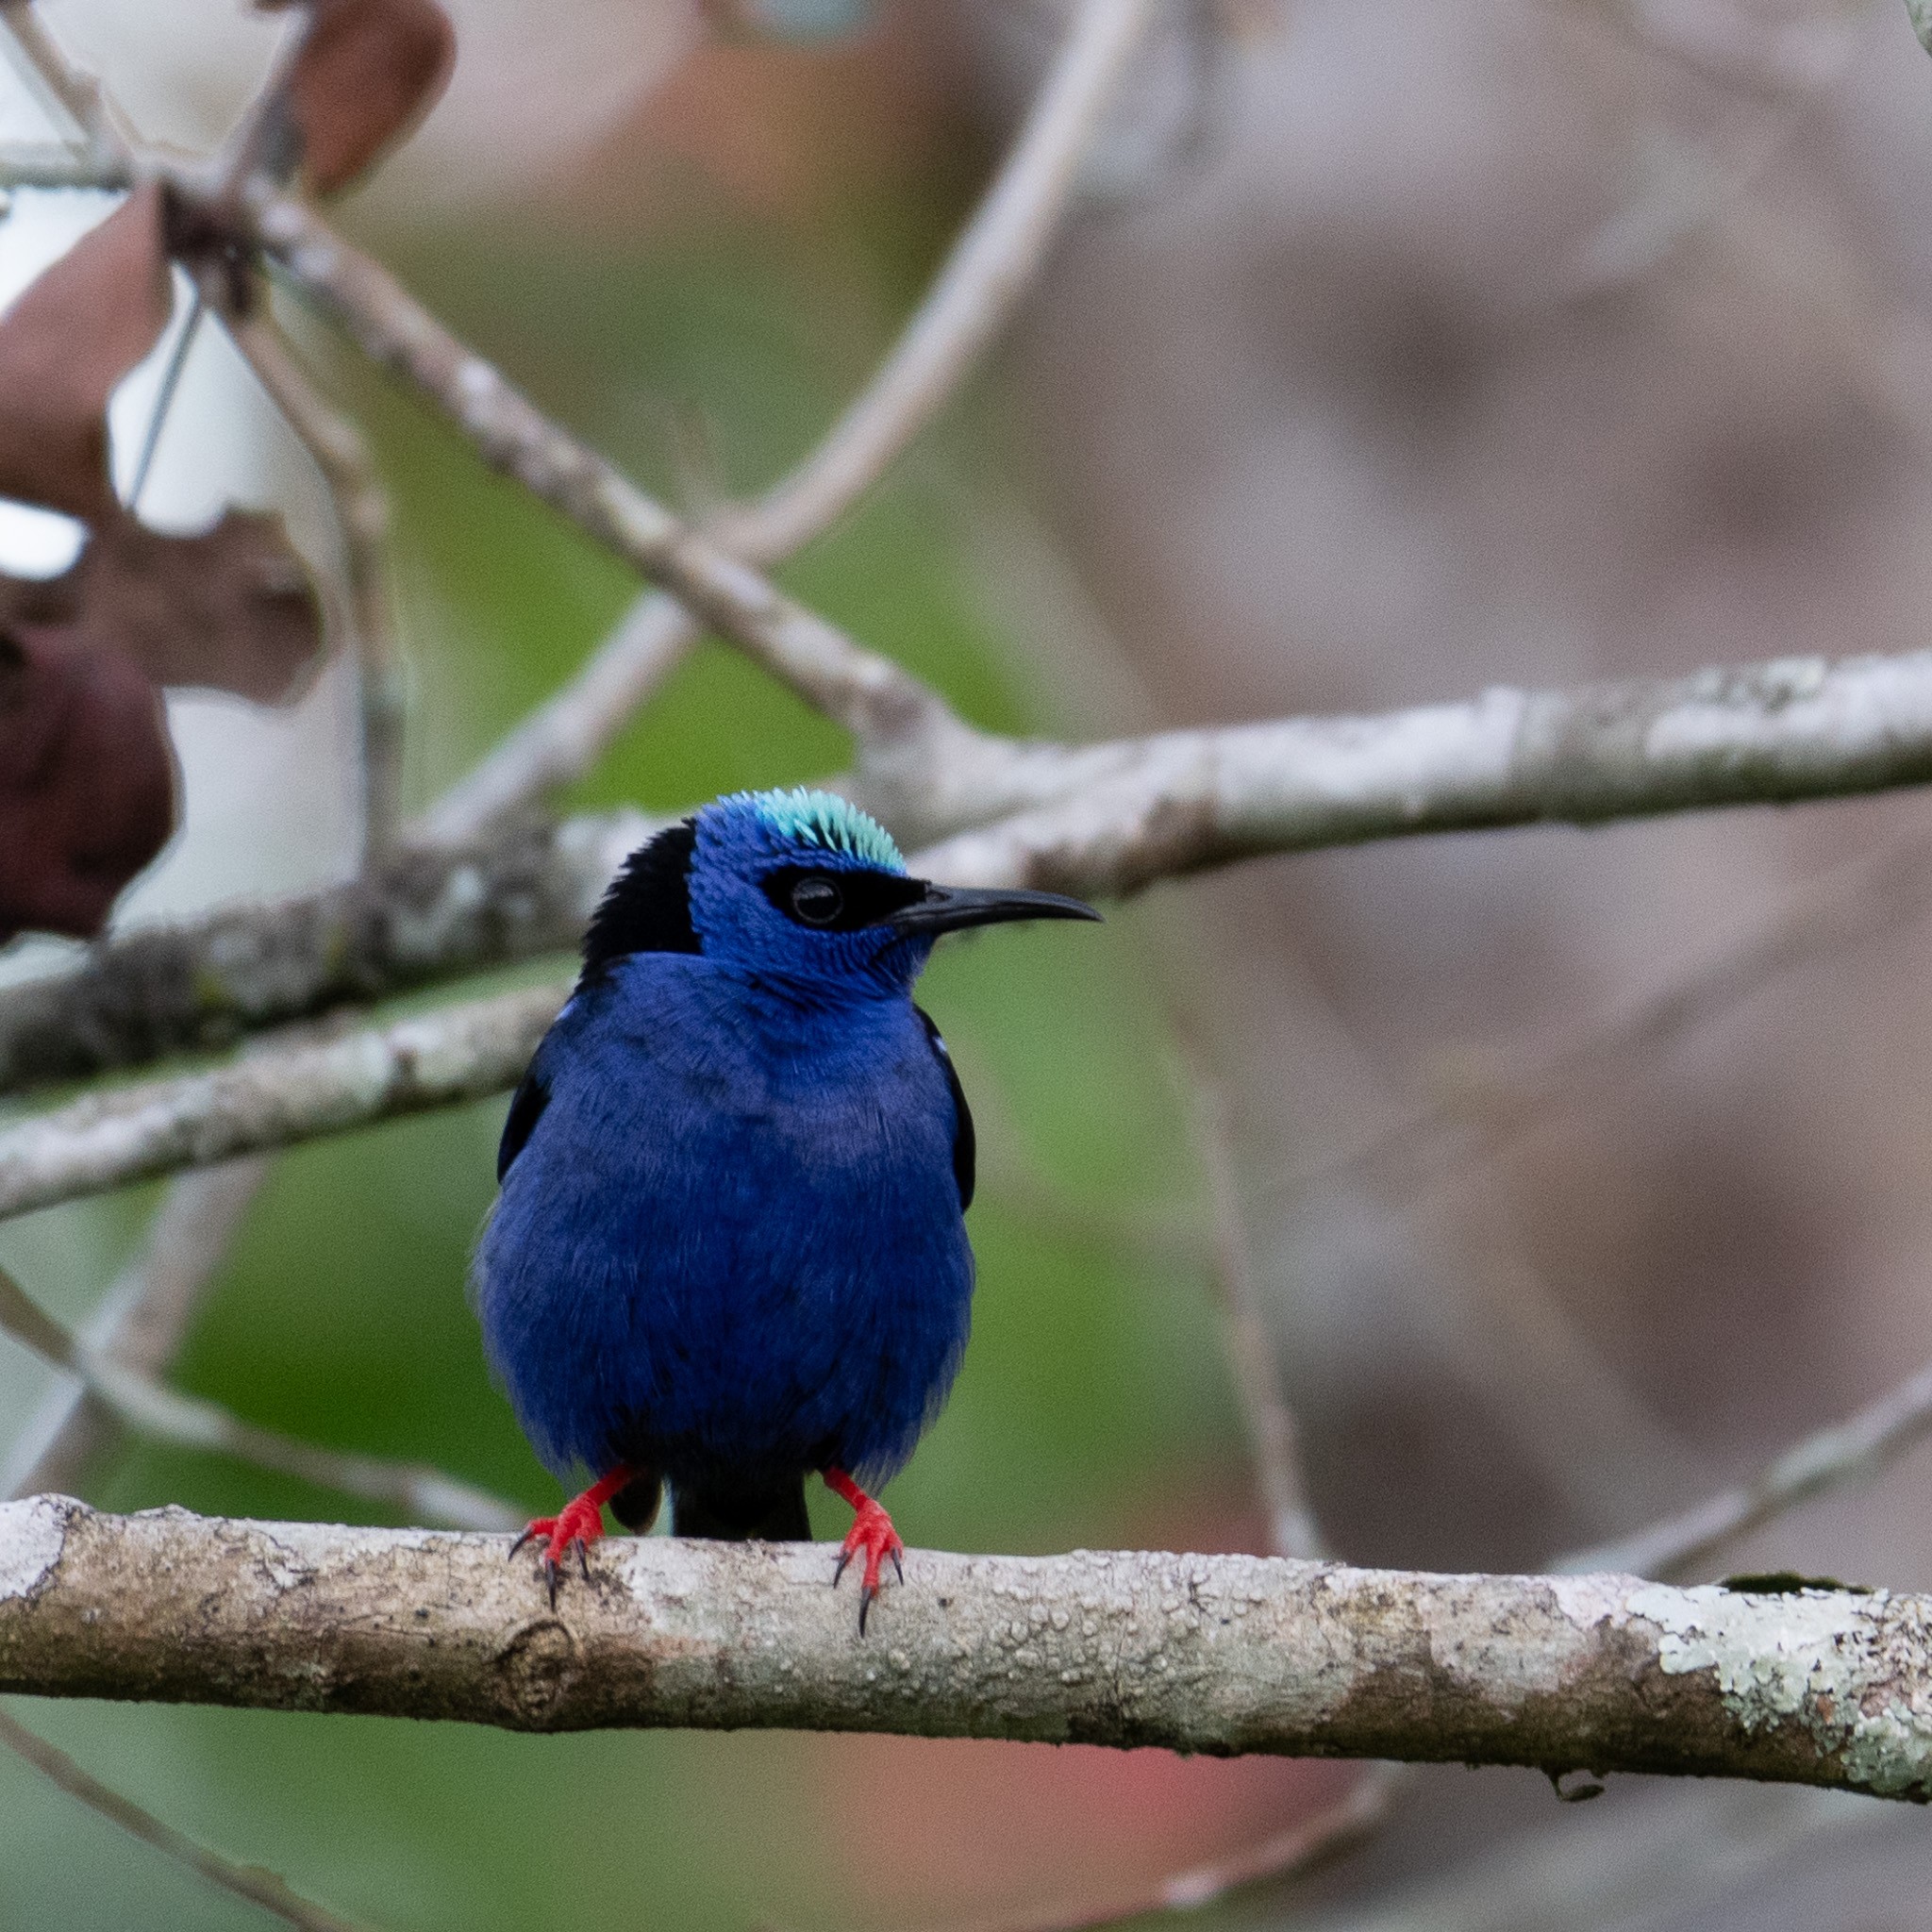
[511,1464,633,1607]
[824,1468,904,1634]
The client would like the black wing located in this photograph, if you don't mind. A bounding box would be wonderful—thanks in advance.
[496,1065,551,1182]
[916,1006,975,1212]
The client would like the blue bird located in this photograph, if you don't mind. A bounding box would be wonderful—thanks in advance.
[473,787,1098,1626]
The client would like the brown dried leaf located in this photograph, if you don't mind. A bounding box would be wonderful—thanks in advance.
[0,510,326,707]
[0,625,175,941]
[262,0,457,195]
[0,183,173,522]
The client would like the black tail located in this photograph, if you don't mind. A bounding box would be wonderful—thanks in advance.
[671,1474,811,1541]
[609,1468,663,1532]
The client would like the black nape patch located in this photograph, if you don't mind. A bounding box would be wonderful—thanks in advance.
[581,820,701,983]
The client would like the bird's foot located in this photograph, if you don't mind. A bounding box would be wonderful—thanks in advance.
[510,1465,632,1607]
[824,1468,904,1635]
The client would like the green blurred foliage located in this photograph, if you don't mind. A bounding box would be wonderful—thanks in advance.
[1,192,1247,1931]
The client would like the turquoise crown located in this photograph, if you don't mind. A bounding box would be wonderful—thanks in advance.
[737,787,904,872]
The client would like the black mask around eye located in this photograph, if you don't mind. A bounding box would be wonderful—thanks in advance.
[761,865,927,933]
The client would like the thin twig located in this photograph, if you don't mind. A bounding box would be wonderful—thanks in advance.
[420,595,691,845]
[1299,1778,1865,1932]
[125,287,203,511]
[1173,1033,1324,1560]
[426,0,1143,841]
[728,0,1152,562]
[424,0,1150,841]
[1557,1349,1932,1579]
[968,1764,1406,1932]
[240,183,972,767]
[0,1263,520,1531]
[1258,820,1932,1219]
[3,1158,266,1499]
[229,314,406,864]
[0,142,125,190]
[0,1,119,147]
[0,1708,373,1932]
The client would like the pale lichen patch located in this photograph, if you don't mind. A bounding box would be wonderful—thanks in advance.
[0,1496,70,1602]
[1629,1583,1932,1797]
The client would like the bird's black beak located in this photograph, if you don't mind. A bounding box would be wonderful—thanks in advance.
[886,881,1102,938]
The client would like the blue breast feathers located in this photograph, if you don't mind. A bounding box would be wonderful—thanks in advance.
[474,950,974,1489]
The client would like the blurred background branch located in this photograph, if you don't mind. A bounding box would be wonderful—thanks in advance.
[0,1265,519,1528]
[0,1708,371,1932]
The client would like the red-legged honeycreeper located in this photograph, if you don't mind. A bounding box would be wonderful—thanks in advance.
[473,788,1099,1628]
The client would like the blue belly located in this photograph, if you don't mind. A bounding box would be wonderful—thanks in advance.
[472,956,974,1491]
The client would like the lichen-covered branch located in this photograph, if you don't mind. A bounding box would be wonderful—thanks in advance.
[0,984,566,1222]
[908,648,1932,893]
[2,1499,1929,1799]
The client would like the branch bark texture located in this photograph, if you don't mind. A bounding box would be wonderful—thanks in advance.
[910,648,1932,895]
[242,188,970,758]
[0,811,648,1092]
[0,985,564,1222]
[13,644,1932,1104]
[4,1499,1930,1800]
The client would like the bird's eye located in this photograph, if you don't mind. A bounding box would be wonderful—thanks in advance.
[791,875,843,925]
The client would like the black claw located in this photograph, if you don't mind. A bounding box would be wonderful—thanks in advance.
[891,1549,905,1587]
[509,1525,537,1560]
[576,1540,591,1583]
[544,1559,560,1611]
[858,1585,875,1636]
[832,1548,852,1589]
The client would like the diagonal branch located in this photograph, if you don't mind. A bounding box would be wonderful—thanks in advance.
[3,1159,264,1498]
[425,0,1154,843]
[975,1765,1406,1932]
[1174,1040,1324,1560]
[0,7,973,767]
[1262,818,1932,1217]
[1557,1349,1932,1581]
[0,1266,520,1531]
[240,183,973,765]
[0,1708,372,1932]
[5,1499,1931,1799]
